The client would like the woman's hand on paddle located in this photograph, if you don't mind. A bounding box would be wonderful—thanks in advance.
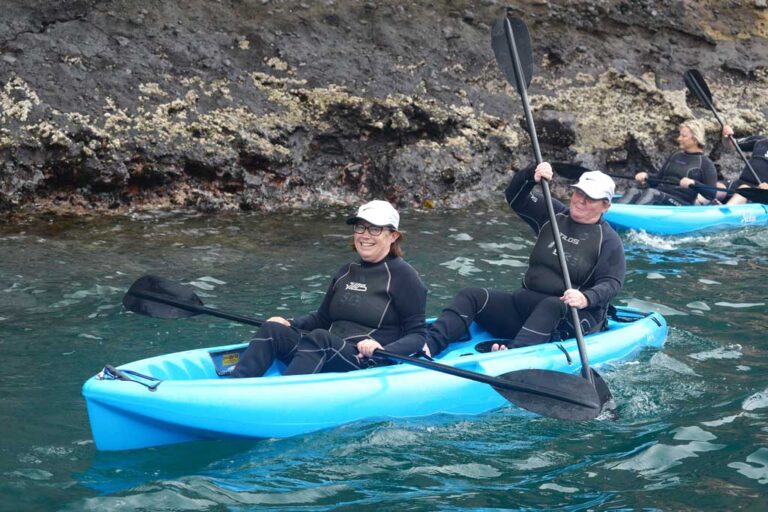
[561,289,589,309]
[266,316,290,326]
[760,183,768,190]
[723,125,734,138]
[635,172,648,185]
[357,338,384,359]
[534,162,553,183]
[679,177,695,188]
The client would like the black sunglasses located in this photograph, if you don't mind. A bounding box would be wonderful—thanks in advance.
[353,223,390,236]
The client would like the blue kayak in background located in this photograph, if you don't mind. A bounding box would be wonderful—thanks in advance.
[604,203,768,235]
[82,307,667,451]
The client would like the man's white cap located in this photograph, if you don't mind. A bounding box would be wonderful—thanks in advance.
[571,171,615,202]
[346,200,400,230]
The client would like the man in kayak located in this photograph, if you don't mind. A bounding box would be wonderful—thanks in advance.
[423,162,625,356]
[232,200,427,377]
[615,120,717,205]
[722,125,768,205]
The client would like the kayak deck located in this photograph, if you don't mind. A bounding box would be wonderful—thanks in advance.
[604,203,768,235]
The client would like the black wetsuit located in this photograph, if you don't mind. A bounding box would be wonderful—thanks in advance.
[425,164,626,357]
[232,255,427,377]
[616,151,718,205]
[733,136,768,189]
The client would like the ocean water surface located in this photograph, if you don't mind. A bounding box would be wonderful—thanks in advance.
[1,206,767,511]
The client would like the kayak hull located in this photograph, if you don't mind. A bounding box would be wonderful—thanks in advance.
[82,307,667,451]
[604,203,768,235]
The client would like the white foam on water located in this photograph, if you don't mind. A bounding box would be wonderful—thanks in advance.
[728,448,768,484]
[688,344,742,361]
[620,298,687,316]
[540,483,579,493]
[510,451,567,470]
[714,301,765,309]
[698,279,721,285]
[197,276,226,284]
[647,272,666,279]
[440,257,481,276]
[672,426,717,441]
[449,233,473,241]
[481,257,527,267]
[608,441,724,476]
[686,301,711,311]
[649,352,699,376]
[405,463,501,479]
[742,388,768,411]
[188,280,215,291]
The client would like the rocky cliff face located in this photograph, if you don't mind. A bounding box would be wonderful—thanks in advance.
[1,0,767,214]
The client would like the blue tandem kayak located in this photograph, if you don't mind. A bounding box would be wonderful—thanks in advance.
[82,307,667,451]
[604,202,768,235]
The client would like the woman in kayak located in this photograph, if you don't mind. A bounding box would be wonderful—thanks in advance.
[615,120,717,206]
[232,200,427,377]
[423,162,625,356]
[722,125,768,205]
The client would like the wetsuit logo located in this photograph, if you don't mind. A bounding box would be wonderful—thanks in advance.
[560,233,580,245]
[345,282,368,292]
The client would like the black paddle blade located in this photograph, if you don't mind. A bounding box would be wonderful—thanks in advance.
[684,69,712,107]
[494,369,601,421]
[491,16,533,90]
[592,368,617,420]
[123,275,203,319]
[736,187,768,205]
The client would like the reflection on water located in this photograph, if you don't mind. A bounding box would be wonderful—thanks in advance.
[1,208,767,510]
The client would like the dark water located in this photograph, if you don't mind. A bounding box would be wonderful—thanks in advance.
[1,206,767,511]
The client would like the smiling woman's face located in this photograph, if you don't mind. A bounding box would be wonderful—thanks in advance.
[353,223,399,263]
[569,189,610,224]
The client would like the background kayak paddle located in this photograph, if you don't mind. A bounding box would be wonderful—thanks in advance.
[684,69,762,185]
[491,13,613,418]
[552,162,768,205]
[123,275,603,419]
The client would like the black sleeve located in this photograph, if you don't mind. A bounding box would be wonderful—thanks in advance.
[505,163,567,235]
[290,264,347,331]
[735,135,765,152]
[582,223,625,311]
[377,261,428,355]
[690,157,718,200]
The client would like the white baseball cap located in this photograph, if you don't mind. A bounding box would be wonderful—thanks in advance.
[571,171,615,202]
[346,200,400,230]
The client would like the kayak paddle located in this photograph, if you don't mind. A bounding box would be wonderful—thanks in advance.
[491,13,611,418]
[684,69,762,185]
[552,162,768,205]
[123,275,603,419]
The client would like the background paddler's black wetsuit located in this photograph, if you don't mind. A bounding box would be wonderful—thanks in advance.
[616,150,717,205]
[233,255,427,377]
[733,136,768,190]
[425,164,625,357]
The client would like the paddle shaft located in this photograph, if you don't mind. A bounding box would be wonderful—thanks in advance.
[127,288,598,407]
[686,72,761,184]
[502,18,593,384]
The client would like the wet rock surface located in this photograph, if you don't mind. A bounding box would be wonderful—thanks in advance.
[1,0,766,215]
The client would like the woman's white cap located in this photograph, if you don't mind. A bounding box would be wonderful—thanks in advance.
[571,171,616,202]
[346,200,400,229]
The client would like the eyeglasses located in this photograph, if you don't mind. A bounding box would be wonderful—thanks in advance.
[353,223,389,236]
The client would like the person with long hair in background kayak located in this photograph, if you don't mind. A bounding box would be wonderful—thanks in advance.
[615,119,718,205]
[232,200,427,377]
[721,124,768,205]
[422,162,625,357]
